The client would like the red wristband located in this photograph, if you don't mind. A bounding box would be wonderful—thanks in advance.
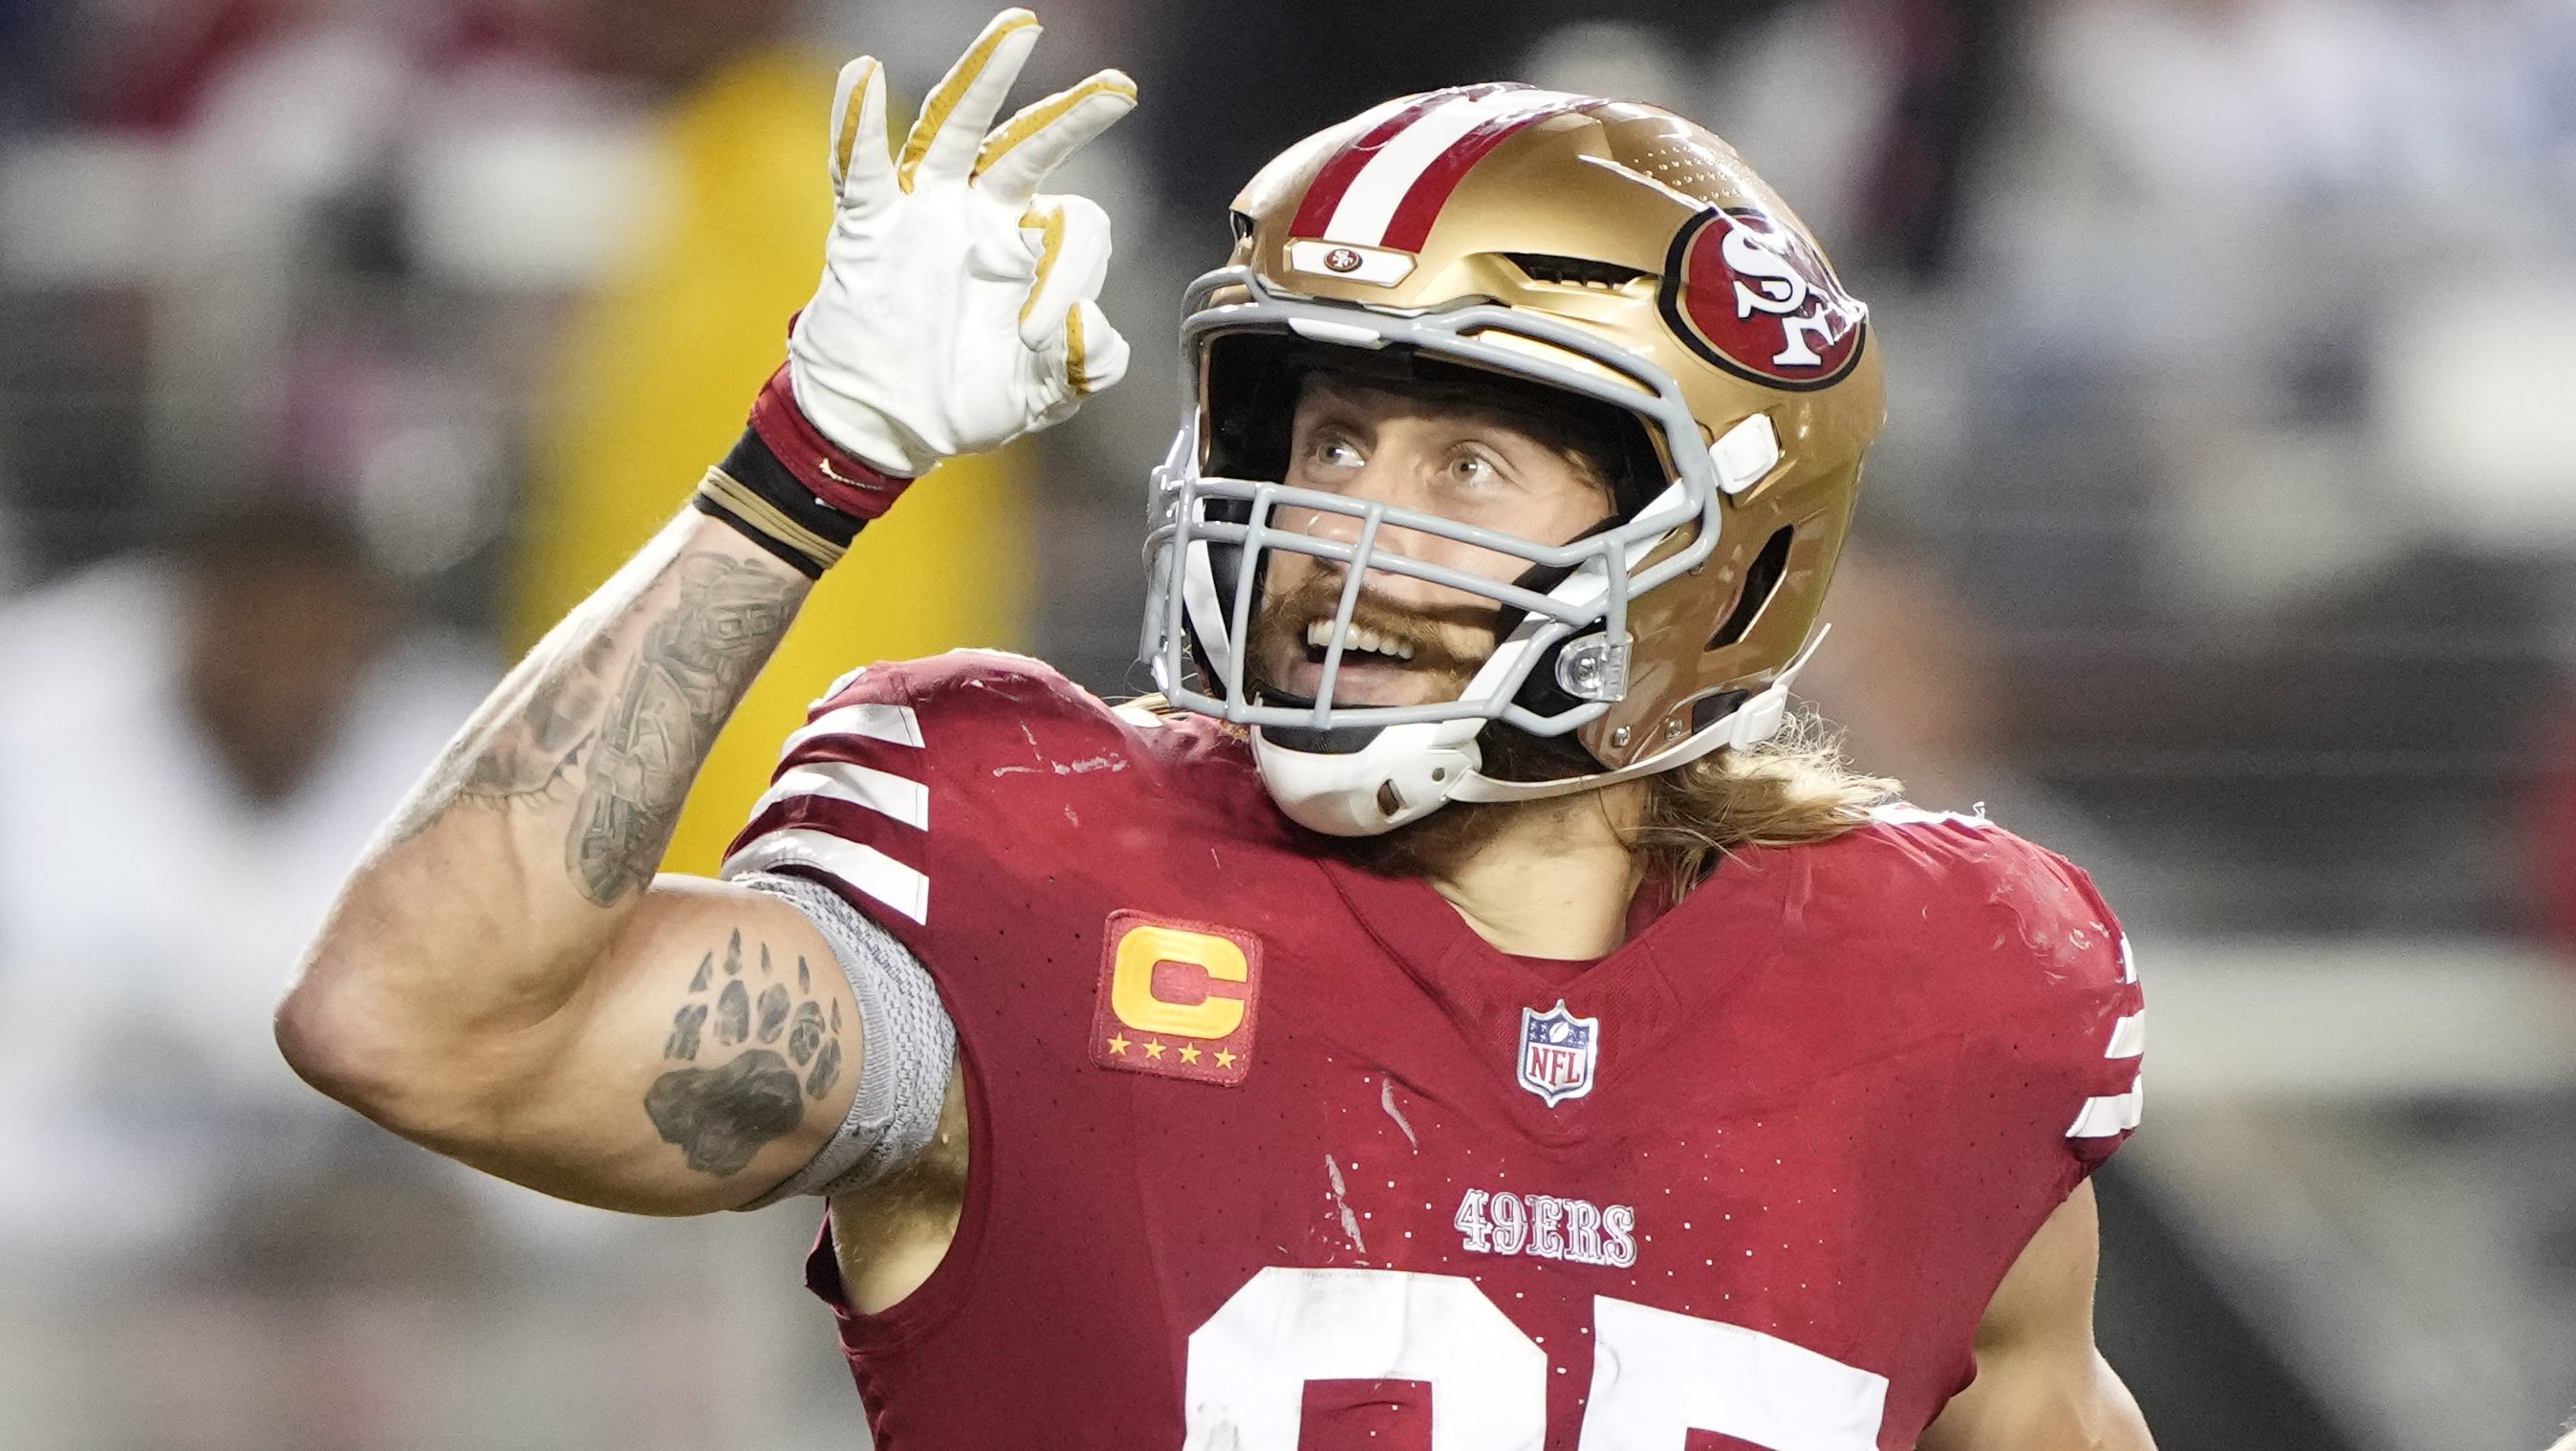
[746,363,915,521]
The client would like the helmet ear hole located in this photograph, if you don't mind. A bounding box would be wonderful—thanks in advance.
[1707,526,1793,650]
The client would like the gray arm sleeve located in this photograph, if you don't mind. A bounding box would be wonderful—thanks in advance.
[731,871,959,1209]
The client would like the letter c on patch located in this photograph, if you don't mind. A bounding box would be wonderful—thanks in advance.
[1110,924,1248,1039]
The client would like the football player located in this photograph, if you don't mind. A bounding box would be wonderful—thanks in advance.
[282,11,2154,1448]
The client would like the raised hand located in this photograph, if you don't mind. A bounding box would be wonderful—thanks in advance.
[788,10,1137,479]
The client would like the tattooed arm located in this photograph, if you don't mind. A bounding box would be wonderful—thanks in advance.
[278,511,866,1214]
[283,7,1140,1214]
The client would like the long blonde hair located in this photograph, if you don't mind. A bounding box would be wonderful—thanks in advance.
[1626,711,1900,899]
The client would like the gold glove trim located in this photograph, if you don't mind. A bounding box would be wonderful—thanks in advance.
[834,60,878,185]
[976,73,1139,181]
[898,11,1041,194]
[1020,202,1066,325]
[1066,303,1091,397]
[699,466,849,571]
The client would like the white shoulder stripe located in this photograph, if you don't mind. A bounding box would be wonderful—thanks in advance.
[2117,932,2137,984]
[784,703,922,756]
[2105,1011,2146,1060]
[752,761,928,831]
[1867,805,1993,829]
[723,829,928,924]
[2067,1080,2143,1138]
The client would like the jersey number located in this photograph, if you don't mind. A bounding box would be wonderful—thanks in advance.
[1182,1267,1888,1451]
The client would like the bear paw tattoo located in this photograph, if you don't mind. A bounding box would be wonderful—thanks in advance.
[644,928,846,1177]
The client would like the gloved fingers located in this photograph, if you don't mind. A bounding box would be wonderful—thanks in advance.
[974,69,1137,207]
[898,9,1041,194]
[1050,297,1129,400]
[1016,193,1113,348]
[827,55,893,206]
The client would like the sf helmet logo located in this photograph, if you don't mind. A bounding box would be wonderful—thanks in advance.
[1658,206,1867,390]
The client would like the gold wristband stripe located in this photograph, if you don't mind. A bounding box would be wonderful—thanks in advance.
[897,11,1041,193]
[698,466,848,571]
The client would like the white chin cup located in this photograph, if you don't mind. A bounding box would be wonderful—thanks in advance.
[1256,626,1829,830]
[1251,720,1484,836]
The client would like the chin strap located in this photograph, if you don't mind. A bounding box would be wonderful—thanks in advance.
[1444,626,1829,806]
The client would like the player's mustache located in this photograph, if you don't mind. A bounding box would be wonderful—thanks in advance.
[1257,569,1489,677]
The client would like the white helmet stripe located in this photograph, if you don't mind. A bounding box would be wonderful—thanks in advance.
[1321,88,1590,248]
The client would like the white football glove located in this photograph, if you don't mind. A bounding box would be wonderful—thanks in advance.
[788,10,1136,479]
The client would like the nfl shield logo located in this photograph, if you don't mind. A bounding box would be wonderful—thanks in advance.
[1517,1001,1600,1107]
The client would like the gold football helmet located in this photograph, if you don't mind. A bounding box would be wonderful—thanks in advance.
[1140,84,1885,835]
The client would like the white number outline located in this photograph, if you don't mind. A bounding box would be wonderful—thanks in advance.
[1184,1267,1546,1450]
[1183,1266,1889,1451]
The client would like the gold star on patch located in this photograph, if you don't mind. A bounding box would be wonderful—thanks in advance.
[1105,1033,1131,1055]
[1177,1044,1201,1064]
[1214,1050,1237,1069]
[1143,1040,1165,1060]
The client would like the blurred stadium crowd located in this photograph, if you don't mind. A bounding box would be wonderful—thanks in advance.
[2,0,2576,1447]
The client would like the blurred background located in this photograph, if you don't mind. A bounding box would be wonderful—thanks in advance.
[0,0,2572,1446]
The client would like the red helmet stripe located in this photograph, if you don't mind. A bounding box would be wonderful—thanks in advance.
[1377,96,1595,252]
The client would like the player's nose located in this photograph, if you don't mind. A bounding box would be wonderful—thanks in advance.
[1285,509,1465,617]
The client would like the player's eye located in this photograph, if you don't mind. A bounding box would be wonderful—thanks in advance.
[1308,433,1364,470]
[1445,447,1511,489]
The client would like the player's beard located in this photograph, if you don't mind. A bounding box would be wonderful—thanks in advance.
[1244,567,1603,878]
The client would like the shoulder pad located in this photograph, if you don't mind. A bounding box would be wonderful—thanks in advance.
[717,651,1200,929]
[1851,804,2144,1161]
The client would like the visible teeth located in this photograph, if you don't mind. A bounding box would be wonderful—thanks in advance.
[1303,619,1415,662]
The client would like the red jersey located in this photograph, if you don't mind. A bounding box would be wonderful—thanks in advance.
[725,651,2144,1451]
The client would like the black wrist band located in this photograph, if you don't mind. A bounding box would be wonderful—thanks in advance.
[692,427,867,575]
[693,490,829,577]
